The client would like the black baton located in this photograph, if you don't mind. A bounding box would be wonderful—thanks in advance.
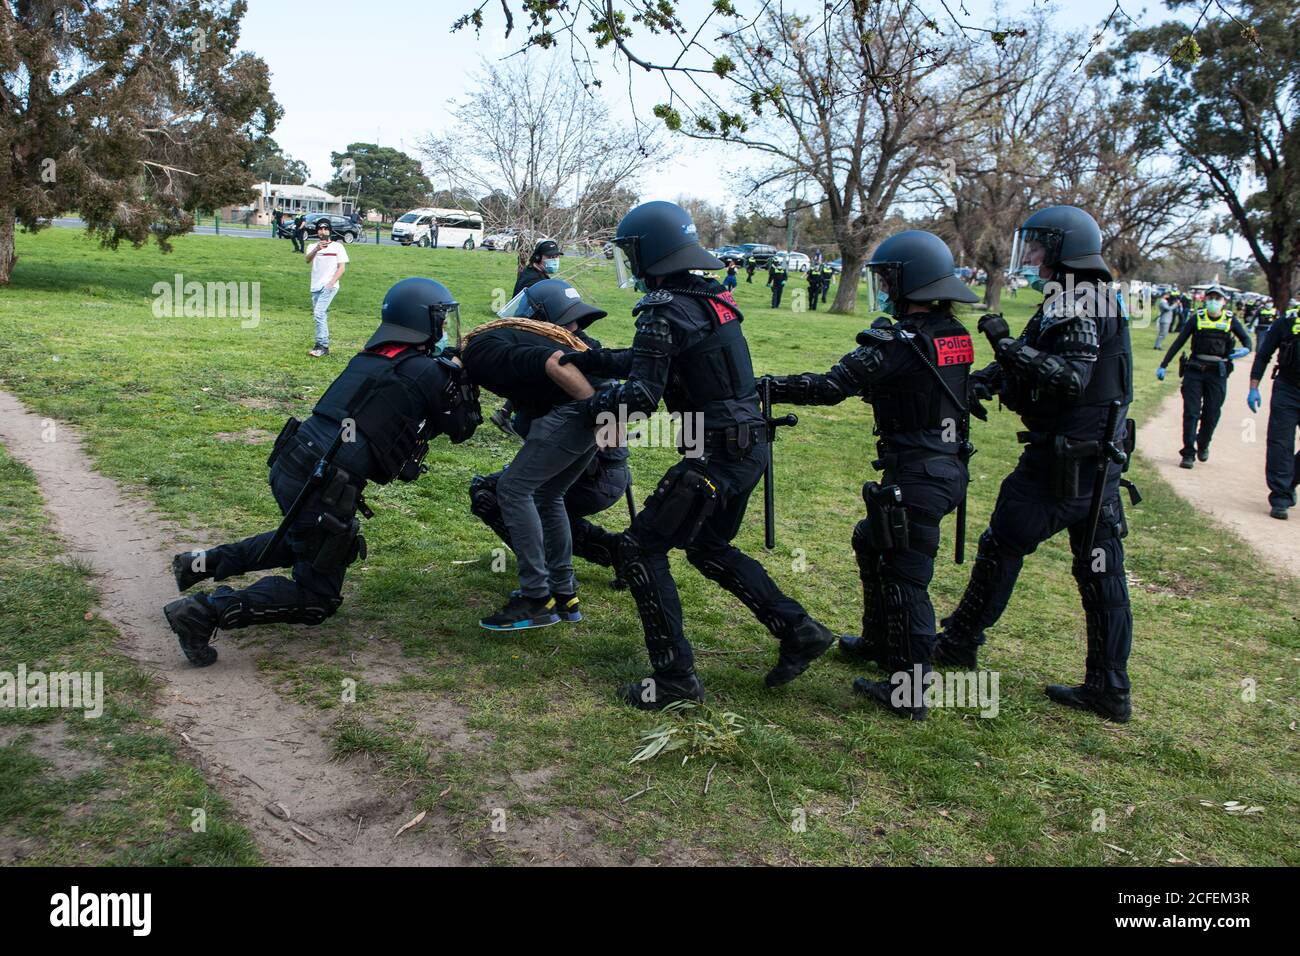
[1082,400,1127,558]
[760,377,798,550]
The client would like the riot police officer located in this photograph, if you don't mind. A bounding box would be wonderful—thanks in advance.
[806,264,823,311]
[1156,284,1251,468]
[1248,305,1300,519]
[764,231,979,719]
[469,279,633,592]
[561,201,835,708]
[818,261,834,305]
[934,206,1138,722]
[164,279,481,666]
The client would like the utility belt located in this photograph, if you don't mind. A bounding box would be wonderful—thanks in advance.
[267,418,371,573]
[698,422,770,459]
[1018,425,1140,503]
[859,481,941,555]
[1179,355,1229,377]
[871,444,966,474]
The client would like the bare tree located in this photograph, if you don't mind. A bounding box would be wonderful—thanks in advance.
[420,56,658,258]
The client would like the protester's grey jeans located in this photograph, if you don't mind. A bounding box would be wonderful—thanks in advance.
[496,401,598,598]
[1154,312,1172,349]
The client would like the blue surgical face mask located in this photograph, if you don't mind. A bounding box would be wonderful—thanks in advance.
[876,291,894,316]
[544,257,560,274]
[430,330,449,356]
[634,278,650,294]
[1029,276,1047,293]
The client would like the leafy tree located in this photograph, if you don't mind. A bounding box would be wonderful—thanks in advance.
[243,136,310,184]
[1104,0,1299,306]
[324,143,432,221]
[0,0,280,284]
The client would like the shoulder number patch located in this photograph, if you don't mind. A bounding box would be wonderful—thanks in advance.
[934,333,975,366]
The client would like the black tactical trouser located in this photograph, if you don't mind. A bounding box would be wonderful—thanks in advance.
[853,456,967,672]
[1180,363,1230,458]
[189,454,359,630]
[808,281,820,311]
[470,455,632,571]
[942,447,1133,692]
[771,281,785,309]
[609,446,812,678]
[1266,376,1300,509]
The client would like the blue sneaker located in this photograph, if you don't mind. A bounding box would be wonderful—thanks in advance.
[480,594,560,631]
[553,593,582,622]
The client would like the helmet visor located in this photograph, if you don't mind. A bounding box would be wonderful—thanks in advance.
[437,303,461,347]
[613,244,638,289]
[865,261,901,312]
[1009,227,1062,274]
[496,289,537,319]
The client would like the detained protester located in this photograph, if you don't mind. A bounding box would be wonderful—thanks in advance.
[764,231,978,719]
[561,201,835,709]
[934,206,1140,722]
[469,279,632,595]
[1156,284,1252,468]
[164,279,481,666]
[1248,306,1300,519]
[459,295,606,630]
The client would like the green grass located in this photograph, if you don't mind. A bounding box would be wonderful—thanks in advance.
[0,226,1295,866]
[0,443,258,865]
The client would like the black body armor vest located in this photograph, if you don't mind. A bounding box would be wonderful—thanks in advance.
[663,292,756,411]
[313,349,479,484]
[869,316,973,435]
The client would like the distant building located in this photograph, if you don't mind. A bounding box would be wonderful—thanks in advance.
[219,182,355,225]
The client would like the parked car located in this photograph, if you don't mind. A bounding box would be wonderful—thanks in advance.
[310,214,363,244]
[715,245,747,263]
[826,259,843,274]
[775,251,811,272]
[737,243,779,268]
[481,230,519,252]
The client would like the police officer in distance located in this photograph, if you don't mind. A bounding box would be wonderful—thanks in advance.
[763,230,979,719]
[1247,304,1300,519]
[1156,284,1251,468]
[561,201,836,708]
[934,205,1138,722]
[469,279,633,591]
[768,257,789,309]
[164,279,481,666]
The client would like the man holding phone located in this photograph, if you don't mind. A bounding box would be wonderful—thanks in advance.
[305,219,348,357]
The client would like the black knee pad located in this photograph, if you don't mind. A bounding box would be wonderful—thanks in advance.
[469,473,501,520]
[212,590,341,630]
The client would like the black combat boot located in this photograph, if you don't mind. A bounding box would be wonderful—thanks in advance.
[1179,456,1194,469]
[766,617,835,688]
[933,629,980,668]
[838,633,886,667]
[1045,681,1131,723]
[171,551,210,592]
[616,670,706,710]
[163,596,219,667]
[853,663,929,721]
[1197,448,1209,462]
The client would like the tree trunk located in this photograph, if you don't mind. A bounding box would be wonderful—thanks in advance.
[981,264,1004,312]
[1267,266,1293,317]
[0,211,15,286]
[830,246,862,314]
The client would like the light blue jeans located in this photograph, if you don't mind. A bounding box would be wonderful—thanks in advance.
[311,285,339,347]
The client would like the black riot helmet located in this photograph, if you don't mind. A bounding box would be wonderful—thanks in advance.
[865,230,979,310]
[1010,205,1112,281]
[366,278,460,350]
[497,278,607,330]
[613,201,724,283]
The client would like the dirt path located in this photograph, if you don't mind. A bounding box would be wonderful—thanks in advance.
[1142,361,1299,576]
[0,390,472,865]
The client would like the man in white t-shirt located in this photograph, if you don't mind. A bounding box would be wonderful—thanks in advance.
[304,219,349,357]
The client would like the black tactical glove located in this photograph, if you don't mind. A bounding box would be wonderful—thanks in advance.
[763,373,815,404]
[558,347,633,378]
[977,312,1011,349]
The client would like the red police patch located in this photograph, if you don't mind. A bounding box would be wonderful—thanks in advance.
[707,290,740,325]
[934,334,974,366]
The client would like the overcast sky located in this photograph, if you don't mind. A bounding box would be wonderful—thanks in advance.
[235,0,1231,255]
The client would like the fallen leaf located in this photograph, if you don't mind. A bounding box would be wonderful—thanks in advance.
[395,810,426,836]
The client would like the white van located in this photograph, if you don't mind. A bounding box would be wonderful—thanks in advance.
[391,207,485,249]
